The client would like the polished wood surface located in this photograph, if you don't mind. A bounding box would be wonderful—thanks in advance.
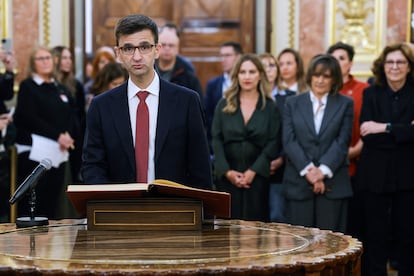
[0,219,362,275]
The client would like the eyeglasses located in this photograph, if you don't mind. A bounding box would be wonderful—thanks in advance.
[160,43,177,49]
[119,43,156,55]
[220,53,236,58]
[34,56,52,61]
[265,63,277,68]
[384,60,408,67]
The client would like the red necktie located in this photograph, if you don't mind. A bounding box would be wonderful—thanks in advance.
[135,91,149,183]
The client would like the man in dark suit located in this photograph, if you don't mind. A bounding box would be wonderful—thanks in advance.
[81,14,212,190]
[204,42,243,152]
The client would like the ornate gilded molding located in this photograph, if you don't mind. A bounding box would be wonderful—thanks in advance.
[1,0,9,37]
[288,0,295,48]
[407,0,412,41]
[43,0,50,46]
[329,0,384,79]
[330,0,382,61]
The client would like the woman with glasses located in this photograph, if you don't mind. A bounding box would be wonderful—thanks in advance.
[13,46,76,219]
[357,43,414,276]
[282,54,353,233]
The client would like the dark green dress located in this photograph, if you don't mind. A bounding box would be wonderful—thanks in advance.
[212,97,280,221]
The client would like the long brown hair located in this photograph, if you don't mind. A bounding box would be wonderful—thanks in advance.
[223,53,272,113]
[259,52,282,91]
[277,48,308,93]
[51,45,77,97]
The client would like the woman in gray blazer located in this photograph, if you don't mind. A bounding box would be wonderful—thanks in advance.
[282,54,353,233]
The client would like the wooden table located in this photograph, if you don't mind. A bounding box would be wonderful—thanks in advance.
[0,219,362,275]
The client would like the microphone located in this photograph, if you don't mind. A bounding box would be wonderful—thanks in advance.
[9,158,52,204]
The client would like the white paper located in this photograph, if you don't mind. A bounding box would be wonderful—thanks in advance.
[29,134,69,168]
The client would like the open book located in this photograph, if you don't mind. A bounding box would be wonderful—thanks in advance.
[67,179,230,218]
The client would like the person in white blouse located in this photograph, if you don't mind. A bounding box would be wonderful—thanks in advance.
[282,54,354,233]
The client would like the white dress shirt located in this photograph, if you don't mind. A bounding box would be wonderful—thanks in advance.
[299,92,333,178]
[128,71,160,183]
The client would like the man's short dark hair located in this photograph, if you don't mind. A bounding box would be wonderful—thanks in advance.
[327,41,355,61]
[159,22,181,38]
[220,41,243,55]
[115,14,159,46]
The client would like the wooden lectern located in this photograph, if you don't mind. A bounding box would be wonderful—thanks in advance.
[66,179,230,231]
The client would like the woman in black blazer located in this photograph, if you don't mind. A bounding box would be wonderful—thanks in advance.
[357,43,414,276]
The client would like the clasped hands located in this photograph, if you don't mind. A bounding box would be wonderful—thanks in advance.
[58,131,75,151]
[305,167,326,194]
[225,169,256,189]
[0,113,12,131]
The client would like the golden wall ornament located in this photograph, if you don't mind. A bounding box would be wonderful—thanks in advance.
[407,0,412,42]
[329,0,384,79]
[288,0,295,48]
[1,0,9,38]
[330,0,382,61]
[42,0,50,46]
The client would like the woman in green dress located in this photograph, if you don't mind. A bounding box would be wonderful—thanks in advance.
[212,53,280,221]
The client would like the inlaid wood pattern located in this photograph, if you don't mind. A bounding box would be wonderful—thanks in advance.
[0,219,362,275]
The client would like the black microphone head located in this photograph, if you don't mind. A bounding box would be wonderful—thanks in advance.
[40,158,52,170]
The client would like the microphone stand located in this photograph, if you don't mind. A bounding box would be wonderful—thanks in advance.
[15,187,48,228]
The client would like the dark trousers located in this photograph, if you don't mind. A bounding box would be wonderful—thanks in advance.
[286,196,348,233]
[361,191,414,276]
[0,157,10,222]
[346,176,365,240]
[17,152,66,220]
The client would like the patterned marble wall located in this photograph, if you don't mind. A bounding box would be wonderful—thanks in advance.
[9,0,39,82]
[296,0,410,79]
[298,0,327,70]
[4,0,413,84]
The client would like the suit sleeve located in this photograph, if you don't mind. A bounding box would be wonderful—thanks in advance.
[81,98,110,184]
[186,92,213,189]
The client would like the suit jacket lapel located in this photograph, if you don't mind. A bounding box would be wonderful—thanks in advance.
[298,93,317,135]
[109,83,135,170]
[155,80,175,161]
[319,94,337,135]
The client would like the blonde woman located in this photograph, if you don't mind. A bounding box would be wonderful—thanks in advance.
[14,46,76,219]
[212,53,280,221]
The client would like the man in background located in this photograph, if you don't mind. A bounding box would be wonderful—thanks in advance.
[154,22,203,100]
[204,41,243,152]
